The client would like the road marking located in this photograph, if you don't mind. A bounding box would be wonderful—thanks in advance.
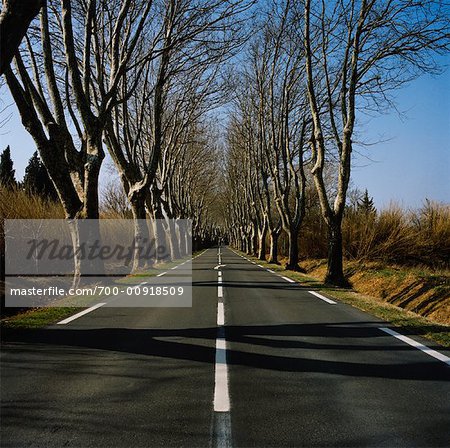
[281,275,296,283]
[214,264,226,270]
[218,271,222,277]
[192,249,207,259]
[57,302,106,325]
[214,338,230,411]
[267,269,275,273]
[157,272,166,277]
[308,290,336,304]
[380,327,450,366]
[214,257,230,413]
[257,264,263,268]
[217,302,225,326]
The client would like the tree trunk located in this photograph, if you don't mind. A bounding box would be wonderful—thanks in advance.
[82,136,104,219]
[77,138,104,278]
[184,222,192,255]
[285,227,300,271]
[268,230,279,264]
[0,0,44,76]
[130,191,149,272]
[67,218,104,287]
[246,233,252,255]
[176,220,187,257]
[258,222,267,260]
[166,218,181,261]
[325,219,349,286]
[68,219,82,289]
[155,216,167,263]
[0,218,4,312]
[252,224,258,256]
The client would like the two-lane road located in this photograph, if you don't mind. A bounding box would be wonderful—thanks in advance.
[1,247,449,447]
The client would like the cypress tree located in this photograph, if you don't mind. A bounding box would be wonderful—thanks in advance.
[23,151,58,201]
[0,146,16,189]
[358,189,376,215]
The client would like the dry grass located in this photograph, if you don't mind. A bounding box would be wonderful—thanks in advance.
[0,187,65,318]
[300,259,450,325]
[342,201,450,268]
[0,186,64,219]
[299,201,450,269]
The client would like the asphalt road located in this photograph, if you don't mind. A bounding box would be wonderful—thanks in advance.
[1,247,449,447]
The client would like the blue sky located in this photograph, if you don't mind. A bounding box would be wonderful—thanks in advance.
[352,65,450,209]
[1,63,449,210]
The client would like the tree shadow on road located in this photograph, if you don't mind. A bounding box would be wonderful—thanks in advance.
[2,321,449,382]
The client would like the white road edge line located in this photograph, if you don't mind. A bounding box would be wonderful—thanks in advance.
[192,249,207,259]
[281,275,296,283]
[57,302,106,325]
[267,269,275,273]
[308,290,336,304]
[380,327,450,366]
[157,272,166,277]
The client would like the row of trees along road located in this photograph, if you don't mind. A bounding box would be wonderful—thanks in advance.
[1,0,449,286]
[224,0,449,285]
[2,0,251,281]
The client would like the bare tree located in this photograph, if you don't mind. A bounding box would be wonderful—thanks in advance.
[4,0,153,282]
[105,0,251,268]
[231,0,309,269]
[303,0,450,285]
[0,0,43,75]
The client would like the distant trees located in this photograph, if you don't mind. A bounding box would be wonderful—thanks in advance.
[0,146,16,189]
[103,0,250,268]
[23,151,58,201]
[358,190,376,216]
[226,1,309,269]
[0,147,58,200]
